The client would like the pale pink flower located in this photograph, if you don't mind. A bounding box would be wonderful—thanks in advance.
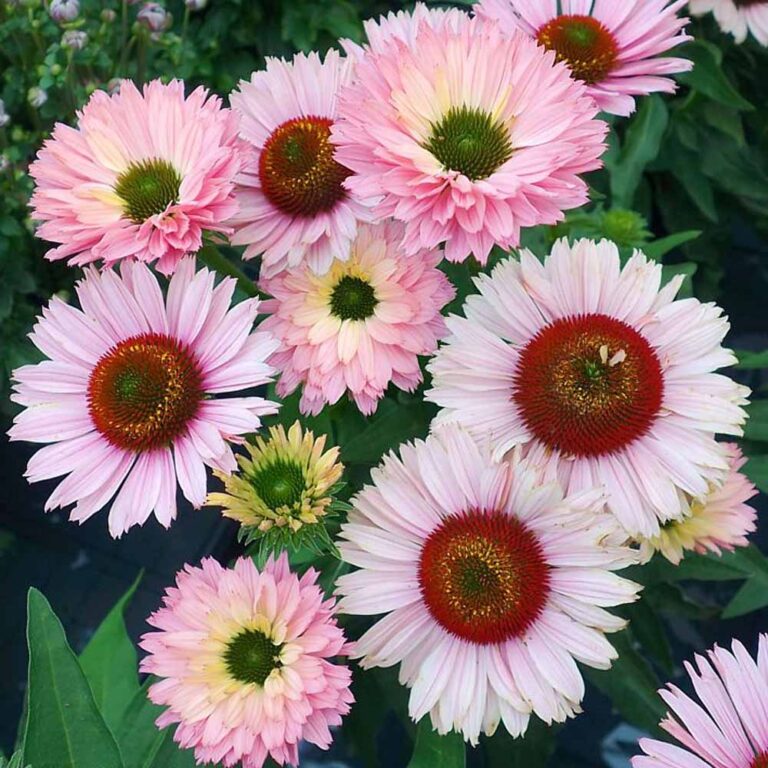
[427,238,750,539]
[336,425,641,744]
[690,0,768,45]
[229,50,372,278]
[475,0,692,116]
[29,79,242,274]
[640,443,757,564]
[332,17,607,265]
[260,220,454,416]
[141,555,353,768]
[8,257,278,537]
[632,635,768,768]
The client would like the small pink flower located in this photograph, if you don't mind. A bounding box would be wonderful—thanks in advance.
[141,555,353,768]
[333,15,607,265]
[8,257,278,537]
[261,220,454,416]
[229,50,372,277]
[632,635,768,768]
[474,0,692,116]
[30,79,243,274]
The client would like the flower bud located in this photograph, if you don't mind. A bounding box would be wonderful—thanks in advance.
[49,0,79,23]
[27,87,48,108]
[137,2,170,31]
[61,29,87,50]
[100,8,117,22]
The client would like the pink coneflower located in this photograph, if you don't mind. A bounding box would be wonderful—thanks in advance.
[8,257,278,537]
[332,18,607,265]
[341,2,469,56]
[640,443,758,564]
[336,425,640,743]
[632,635,768,768]
[29,79,242,274]
[229,50,372,278]
[427,239,750,539]
[260,220,454,416]
[690,0,768,45]
[474,0,692,116]
[141,555,353,768]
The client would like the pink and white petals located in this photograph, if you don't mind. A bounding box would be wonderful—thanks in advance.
[30,79,244,274]
[690,0,768,45]
[9,257,278,537]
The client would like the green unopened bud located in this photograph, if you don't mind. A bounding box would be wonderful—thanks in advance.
[600,209,650,247]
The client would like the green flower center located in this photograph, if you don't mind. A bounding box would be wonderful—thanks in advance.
[249,459,306,509]
[114,158,182,224]
[424,106,513,181]
[330,275,378,321]
[224,629,283,686]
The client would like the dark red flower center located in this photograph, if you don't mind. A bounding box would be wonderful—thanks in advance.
[88,333,204,452]
[418,510,551,645]
[259,115,350,218]
[752,754,768,768]
[513,314,663,458]
[536,15,619,84]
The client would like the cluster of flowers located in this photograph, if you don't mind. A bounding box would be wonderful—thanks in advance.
[6,0,767,767]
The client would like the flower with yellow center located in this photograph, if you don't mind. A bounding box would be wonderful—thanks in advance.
[207,421,344,554]
[639,443,757,565]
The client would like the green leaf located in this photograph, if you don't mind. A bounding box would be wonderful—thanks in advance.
[197,244,260,298]
[114,679,197,768]
[585,629,665,734]
[623,599,674,676]
[609,95,669,208]
[745,454,768,493]
[677,40,754,111]
[340,400,436,465]
[408,719,466,768]
[661,262,697,299]
[484,719,556,768]
[722,576,768,618]
[22,589,125,768]
[642,230,701,261]
[80,572,142,731]
[736,350,768,369]
[745,401,768,442]
[0,752,30,768]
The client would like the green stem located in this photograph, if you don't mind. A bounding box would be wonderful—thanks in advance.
[198,244,262,298]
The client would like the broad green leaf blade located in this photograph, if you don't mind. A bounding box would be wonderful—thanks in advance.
[623,600,674,676]
[609,95,669,208]
[745,454,768,493]
[735,350,768,369]
[677,40,754,111]
[744,401,768,442]
[723,576,768,619]
[661,262,697,299]
[80,572,143,730]
[408,719,465,768]
[23,589,125,768]
[484,719,557,768]
[585,630,665,734]
[642,230,701,261]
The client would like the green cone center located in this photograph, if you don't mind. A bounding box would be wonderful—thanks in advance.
[224,629,282,686]
[250,459,306,509]
[425,106,513,181]
[115,158,182,223]
[330,275,378,321]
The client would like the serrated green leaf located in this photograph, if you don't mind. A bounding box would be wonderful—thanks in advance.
[408,719,465,768]
[23,589,125,768]
[609,95,669,208]
[677,40,754,111]
[80,572,142,731]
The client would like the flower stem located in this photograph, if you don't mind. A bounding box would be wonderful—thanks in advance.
[198,244,262,299]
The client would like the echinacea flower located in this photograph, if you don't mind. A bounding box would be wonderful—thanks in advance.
[427,239,750,538]
[260,220,454,416]
[207,420,344,551]
[336,425,640,744]
[689,0,768,45]
[8,257,278,537]
[229,50,372,277]
[640,443,757,564]
[474,0,692,116]
[141,555,353,768]
[29,79,242,274]
[632,635,768,768]
[332,17,607,265]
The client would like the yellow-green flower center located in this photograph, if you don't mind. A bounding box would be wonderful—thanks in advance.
[250,459,306,510]
[330,275,378,321]
[224,629,282,686]
[115,158,182,223]
[425,106,513,181]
